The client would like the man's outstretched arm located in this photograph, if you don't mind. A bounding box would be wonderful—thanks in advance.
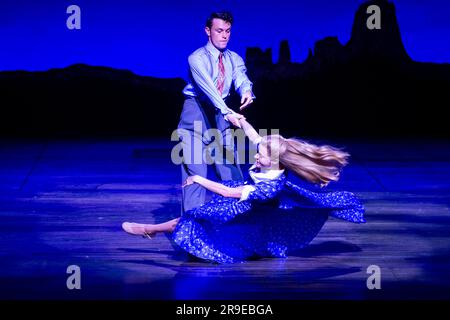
[188,54,232,116]
[189,54,244,127]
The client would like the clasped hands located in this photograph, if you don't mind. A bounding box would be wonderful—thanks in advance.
[224,112,246,128]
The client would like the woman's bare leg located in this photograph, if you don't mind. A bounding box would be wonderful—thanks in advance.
[146,218,180,234]
[122,218,180,237]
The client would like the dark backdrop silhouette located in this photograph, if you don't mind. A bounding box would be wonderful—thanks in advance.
[1,0,449,139]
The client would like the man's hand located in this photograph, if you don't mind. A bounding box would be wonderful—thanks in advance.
[225,113,245,128]
[240,91,254,111]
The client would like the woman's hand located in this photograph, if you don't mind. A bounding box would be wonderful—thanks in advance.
[182,175,198,188]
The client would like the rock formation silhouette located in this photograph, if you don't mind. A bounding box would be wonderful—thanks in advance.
[0,0,448,139]
[278,40,292,65]
[346,0,410,61]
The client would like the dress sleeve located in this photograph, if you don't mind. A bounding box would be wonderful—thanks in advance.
[239,185,256,202]
[245,177,286,202]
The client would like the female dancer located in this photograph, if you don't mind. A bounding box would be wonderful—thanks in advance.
[122,118,365,263]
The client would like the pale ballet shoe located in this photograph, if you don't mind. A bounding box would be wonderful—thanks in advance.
[122,222,156,239]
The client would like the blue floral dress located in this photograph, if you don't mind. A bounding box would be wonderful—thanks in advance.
[172,167,365,264]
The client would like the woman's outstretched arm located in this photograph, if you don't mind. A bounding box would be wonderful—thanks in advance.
[183,175,244,198]
[239,118,262,145]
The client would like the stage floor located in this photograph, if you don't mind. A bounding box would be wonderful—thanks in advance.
[1,139,449,300]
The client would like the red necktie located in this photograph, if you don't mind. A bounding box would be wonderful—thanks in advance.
[217,53,225,95]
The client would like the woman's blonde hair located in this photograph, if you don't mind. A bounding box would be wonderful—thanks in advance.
[261,134,349,186]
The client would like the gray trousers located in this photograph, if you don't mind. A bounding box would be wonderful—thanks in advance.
[178,97,243,214]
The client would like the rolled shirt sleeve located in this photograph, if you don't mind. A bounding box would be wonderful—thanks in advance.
[231,53,256,99]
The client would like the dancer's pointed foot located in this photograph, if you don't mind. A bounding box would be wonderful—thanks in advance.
[122,222,156,239]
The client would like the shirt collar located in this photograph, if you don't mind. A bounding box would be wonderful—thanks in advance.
[248,164,285,184]
[205,40,227,62]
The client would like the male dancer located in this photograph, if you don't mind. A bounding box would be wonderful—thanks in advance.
[178,11,255,213]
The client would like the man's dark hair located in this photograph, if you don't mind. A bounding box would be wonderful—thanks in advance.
[206,12,233,29]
